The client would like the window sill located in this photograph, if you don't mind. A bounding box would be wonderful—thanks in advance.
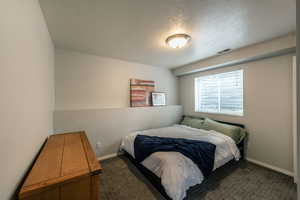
[194,111,244,117]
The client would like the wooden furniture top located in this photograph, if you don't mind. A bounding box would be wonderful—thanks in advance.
[19,131,102,199]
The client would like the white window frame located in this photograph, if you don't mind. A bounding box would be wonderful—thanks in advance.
[194,69,244,116]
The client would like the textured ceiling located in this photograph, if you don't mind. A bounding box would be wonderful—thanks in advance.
[39,0,296,68]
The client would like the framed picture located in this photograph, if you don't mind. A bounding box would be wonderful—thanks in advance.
[130,79,155,107]
[152,92,166,106]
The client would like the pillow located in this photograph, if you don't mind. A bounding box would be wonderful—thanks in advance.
[238,128,247,144]
[202,118,242,143]
[180,116,205,129]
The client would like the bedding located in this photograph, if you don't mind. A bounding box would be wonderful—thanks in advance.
[180,116,205,129]
[202,118,242,143]
[120,124,240,200]
[179,116,246,144]
[134,135,216,178]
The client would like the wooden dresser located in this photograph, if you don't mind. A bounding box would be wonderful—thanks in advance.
[19,132,102,200]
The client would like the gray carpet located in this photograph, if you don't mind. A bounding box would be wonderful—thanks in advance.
[99,156,296,200]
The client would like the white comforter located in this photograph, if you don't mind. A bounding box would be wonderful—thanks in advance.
[120,125,240,200]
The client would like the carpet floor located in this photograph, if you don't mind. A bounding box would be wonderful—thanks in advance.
[99,156,296,200]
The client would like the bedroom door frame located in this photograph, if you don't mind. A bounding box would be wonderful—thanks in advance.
[293,55,297,183]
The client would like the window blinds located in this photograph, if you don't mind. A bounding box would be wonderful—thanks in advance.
[195,70,243,116]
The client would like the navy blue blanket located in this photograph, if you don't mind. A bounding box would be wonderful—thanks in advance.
[134,135,216,178]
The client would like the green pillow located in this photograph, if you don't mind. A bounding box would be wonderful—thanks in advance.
[238,128,247,144]
[180,116,205,129]
[202,118,241,143]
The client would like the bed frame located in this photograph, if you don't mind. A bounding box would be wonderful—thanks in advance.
[123,117,246,200]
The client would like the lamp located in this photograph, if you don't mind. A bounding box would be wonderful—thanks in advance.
[166,33,191,48]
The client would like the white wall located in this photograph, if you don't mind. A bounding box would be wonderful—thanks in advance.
[174,33,295,76]
[177,35,295,173]
[55,49,178,110]
[0,1,54,199]
[54,49,181,157]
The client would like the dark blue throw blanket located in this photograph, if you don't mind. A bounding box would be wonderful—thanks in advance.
[134,135,216,178]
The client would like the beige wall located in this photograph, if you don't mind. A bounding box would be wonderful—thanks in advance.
[54,49,181,157]
[55,49,178,110]
[54,106,183,157]
[296,1,300,196]
[177,37,295,173]
[0,0,54,199]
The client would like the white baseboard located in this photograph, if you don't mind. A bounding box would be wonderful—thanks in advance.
[246,157,294,177]
[97,153,118,161]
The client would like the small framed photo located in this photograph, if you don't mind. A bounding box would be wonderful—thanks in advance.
[152,92,166,106]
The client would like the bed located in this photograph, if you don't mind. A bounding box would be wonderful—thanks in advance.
[120,117,246,200]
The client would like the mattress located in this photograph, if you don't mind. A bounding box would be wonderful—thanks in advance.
[120,124,240,200]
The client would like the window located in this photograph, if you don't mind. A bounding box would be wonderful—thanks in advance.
[195,69,243,116]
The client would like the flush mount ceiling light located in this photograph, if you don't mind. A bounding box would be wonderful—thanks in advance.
[166,33,191,49]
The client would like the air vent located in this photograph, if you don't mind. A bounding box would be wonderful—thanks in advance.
[217,48,232,55]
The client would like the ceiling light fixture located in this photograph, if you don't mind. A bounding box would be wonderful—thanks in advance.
[166,33,191,49]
